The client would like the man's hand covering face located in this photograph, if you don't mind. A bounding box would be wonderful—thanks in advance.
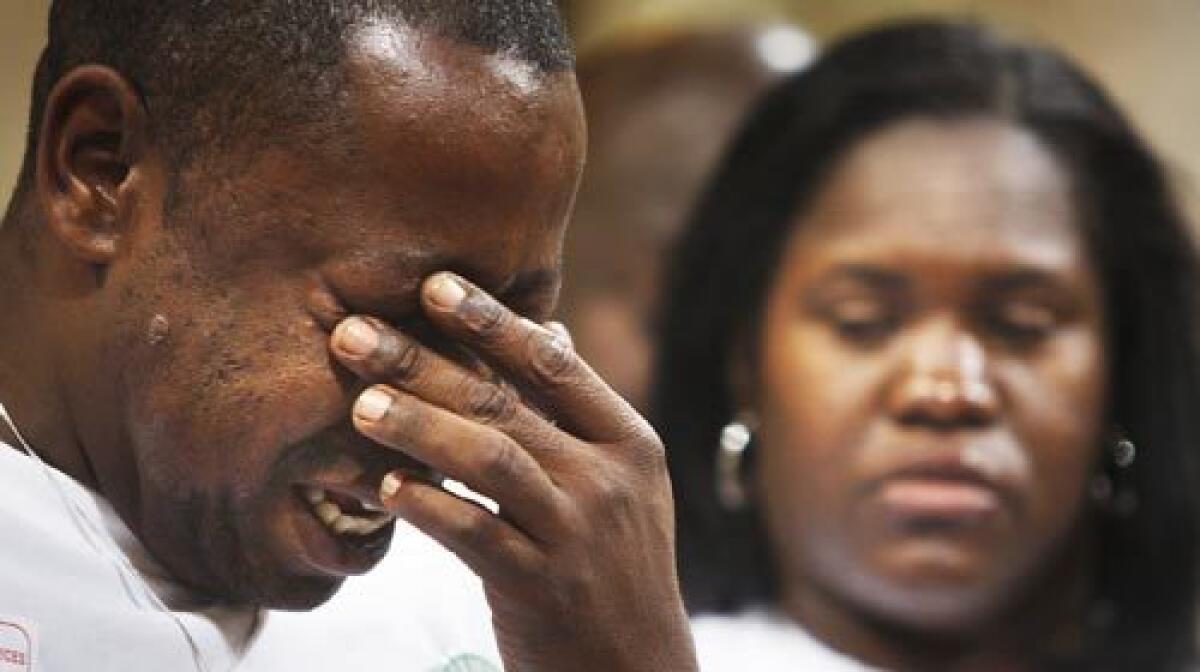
[329,272,697,672]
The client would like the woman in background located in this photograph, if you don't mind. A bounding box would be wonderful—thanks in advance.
[653,20,1200,671]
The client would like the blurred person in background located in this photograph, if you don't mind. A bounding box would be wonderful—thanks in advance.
[654,20,1200,671]
[559,24,813,411]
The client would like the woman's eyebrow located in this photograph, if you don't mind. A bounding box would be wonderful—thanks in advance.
[973,268,1077,294]
[815,264,912,291]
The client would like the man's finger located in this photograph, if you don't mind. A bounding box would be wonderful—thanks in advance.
[420,272,643,442]
[331,315,560,456]
[351,385,567,540]
[384,475,545,585]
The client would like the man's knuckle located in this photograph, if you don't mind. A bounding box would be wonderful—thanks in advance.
[480,435,523,484]
[451,506,498,549]
[603,414,655,447]
[510,547,548,582]
[461,294,509,340]
[466,381,517,425]
[618,431,669,481]
[529,332,576,384]
[382,332,422,381]
[591,474,637,513]
[545,569,592,616]
[379,395,421,439]
[640,435,667,466]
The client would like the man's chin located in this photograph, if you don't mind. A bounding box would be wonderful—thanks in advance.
[182,543,351,610]
[261,575,348,612]
[210,570,349,611]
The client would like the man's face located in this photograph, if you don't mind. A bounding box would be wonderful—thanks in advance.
[86,26,585,608]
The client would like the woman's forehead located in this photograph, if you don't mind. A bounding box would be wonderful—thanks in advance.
[788,117,1087,274]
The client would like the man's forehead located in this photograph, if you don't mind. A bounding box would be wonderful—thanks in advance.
[348,20,561,98]
[338,19,584,202]
[257,18,583,324]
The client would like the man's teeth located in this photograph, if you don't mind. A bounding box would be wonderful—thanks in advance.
[304,488,326,505]
[304,487,394,536]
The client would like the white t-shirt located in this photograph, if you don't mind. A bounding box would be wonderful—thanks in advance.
[0,442,501,672]
[692,608,875,671]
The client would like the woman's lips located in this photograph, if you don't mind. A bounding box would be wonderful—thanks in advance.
[878,478,1001,521]
[863,457,1016,532]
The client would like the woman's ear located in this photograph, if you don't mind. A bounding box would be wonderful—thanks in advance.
[36,65,149,265]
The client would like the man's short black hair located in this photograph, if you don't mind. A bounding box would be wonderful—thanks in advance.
[14,0,572,197]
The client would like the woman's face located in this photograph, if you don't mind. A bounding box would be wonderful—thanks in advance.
[753,118,1107,634]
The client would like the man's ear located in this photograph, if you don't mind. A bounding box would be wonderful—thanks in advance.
[36,65,150,265]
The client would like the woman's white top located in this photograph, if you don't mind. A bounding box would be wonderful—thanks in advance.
[693,607,876,671]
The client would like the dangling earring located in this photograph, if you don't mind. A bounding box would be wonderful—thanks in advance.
[717,414,756,511]
[1089,426,1138,517]
[1111,429,1136,468]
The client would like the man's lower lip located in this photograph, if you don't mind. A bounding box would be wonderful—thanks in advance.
[877,480,1001,519]
[295,497,394,576]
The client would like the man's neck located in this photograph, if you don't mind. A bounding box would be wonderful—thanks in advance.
[0,224,98,487]
[0,407,20,451]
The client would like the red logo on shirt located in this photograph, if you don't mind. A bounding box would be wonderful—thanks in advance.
[0,621,31,669]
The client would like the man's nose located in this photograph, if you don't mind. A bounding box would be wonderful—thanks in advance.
[888,317,999,429]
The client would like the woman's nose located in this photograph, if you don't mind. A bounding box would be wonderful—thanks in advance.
[888,319,999,429]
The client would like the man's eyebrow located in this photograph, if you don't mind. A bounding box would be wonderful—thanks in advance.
[397,251,560,310]
[497,267,561,320]
[502,268,561,297]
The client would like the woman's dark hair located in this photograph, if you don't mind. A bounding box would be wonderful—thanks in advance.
[651,19,1200,670]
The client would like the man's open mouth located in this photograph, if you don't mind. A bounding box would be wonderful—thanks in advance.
[302,486,396,537]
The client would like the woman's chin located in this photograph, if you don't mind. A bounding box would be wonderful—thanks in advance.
[844,543,1021,635]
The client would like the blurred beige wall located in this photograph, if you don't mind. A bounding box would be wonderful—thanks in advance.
[0,2,47,206]
[567,0,1200,219]
[3,2,1198,216]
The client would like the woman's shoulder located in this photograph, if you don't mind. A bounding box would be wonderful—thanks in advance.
[691,608,876,671]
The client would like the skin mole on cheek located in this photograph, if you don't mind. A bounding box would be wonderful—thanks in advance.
[148,314,171,345]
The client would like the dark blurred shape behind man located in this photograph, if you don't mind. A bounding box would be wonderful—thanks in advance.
[560,25,814,411]
[0,2,697,670]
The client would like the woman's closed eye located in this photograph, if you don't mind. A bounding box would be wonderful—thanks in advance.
[980,300,1061,348]
[823,297,902,345]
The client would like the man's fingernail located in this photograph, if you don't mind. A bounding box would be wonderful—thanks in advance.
[427,273,467,309]
[355,388,392,423]
[335,318,378,358]
[380,472,403,501]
